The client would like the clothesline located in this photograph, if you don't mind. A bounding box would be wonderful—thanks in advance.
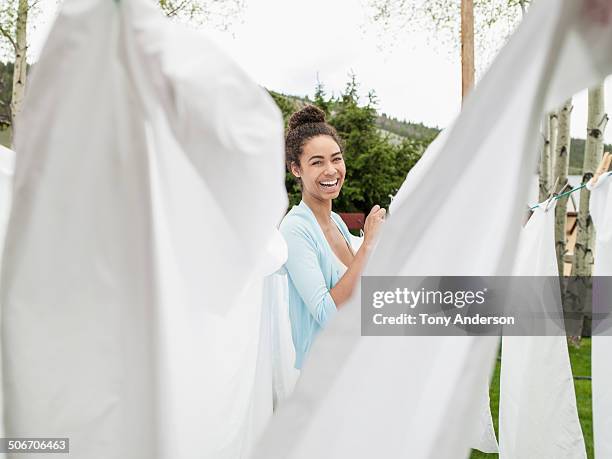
[530,171,612,210]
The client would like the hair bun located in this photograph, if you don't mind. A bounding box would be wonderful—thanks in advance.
[288,104,326,131]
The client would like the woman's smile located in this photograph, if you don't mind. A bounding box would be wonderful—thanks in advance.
[319,177,340,193]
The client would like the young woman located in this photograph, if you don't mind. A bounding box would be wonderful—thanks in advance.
[280,105,386,369]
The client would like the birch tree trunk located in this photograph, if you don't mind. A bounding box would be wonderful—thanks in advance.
[10,0,28,126]
[554,99,572,278]
[550,111,558,163]
[566,84,607,338]
[539,113,553,202]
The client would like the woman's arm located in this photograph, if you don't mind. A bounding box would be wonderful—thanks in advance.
[329,243,372,308]
[330,205,386,308]
[282,224,338,327]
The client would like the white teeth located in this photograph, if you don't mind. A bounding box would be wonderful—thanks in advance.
[320,179,338,187]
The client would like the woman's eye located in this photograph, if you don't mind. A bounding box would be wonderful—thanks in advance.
[333,157,343,162]
[312,161,322,166]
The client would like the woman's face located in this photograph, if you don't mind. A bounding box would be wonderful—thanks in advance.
[291,135,346,202]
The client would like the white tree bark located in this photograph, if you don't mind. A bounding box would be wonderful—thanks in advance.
[566,84,607,337]
[574,85,606,274]
[539,113,553,202]
[550,110,558,163]
[9,0,27,126]
[554,99,572,277]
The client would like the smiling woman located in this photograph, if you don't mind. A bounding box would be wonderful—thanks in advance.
[280,105,386,369]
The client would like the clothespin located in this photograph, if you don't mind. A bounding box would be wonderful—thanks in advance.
[591,152,612,187]
[544,177,560,212]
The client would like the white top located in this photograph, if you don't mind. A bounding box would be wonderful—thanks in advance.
[330,219,359,278]
[333,250,348,277]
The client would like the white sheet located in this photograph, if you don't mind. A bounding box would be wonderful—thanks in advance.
[0,0,286,458]
[265,268,301,407]
[589,172,612,459]
[0,144,14,444]
[253,1,612,457]
[0,145,14,268]
[499,204,586,459]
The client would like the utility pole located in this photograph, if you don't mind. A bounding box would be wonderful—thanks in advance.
[461,0,475,101]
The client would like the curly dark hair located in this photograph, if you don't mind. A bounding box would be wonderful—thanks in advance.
[285,104,343,172]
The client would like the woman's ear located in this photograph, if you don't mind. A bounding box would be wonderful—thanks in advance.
[290,162,301,178]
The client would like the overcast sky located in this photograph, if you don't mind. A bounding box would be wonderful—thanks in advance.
[29,0,612,143]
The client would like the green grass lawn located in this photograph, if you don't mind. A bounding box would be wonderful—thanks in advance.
[470,338,592,458]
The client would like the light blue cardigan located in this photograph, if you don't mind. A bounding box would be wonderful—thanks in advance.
[279,200,353,369]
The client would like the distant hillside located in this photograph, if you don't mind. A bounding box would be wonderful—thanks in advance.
[569,138,611,175]
[0,84,607,176]
[374,115,608,175]
[273,91,439,142]
[376,113,440,141]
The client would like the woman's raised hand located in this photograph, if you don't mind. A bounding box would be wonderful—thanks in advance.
[363,204,386,248]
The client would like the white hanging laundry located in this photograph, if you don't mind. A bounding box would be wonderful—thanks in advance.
[499,203,586,459]
[241,230,290,457]
[266,268,301,407]
[393,128,499,455]
[253,1,612,458]
[589,172,612,459]
[1,0,286,458]
[472,397,500,454]
[0,145,14,266]
[0,144,14,442]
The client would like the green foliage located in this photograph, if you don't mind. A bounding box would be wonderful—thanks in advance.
[267,90,303,205]
[0,60,12,128]
[272,76,428,214]
[0,126,10,147]
[268,89,298,127]
[313,80,331,116]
